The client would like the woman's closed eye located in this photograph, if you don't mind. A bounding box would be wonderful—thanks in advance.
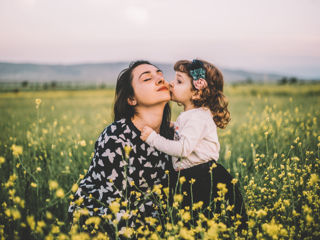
[143,78,151,82]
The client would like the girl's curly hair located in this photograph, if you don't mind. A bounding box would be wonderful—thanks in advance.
[174,59,231,129]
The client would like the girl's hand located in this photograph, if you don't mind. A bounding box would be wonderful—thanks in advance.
[140,126,153,141]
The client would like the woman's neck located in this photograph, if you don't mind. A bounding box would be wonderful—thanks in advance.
[131,104,165,133]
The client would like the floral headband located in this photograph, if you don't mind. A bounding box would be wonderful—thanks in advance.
[189,59,208,90]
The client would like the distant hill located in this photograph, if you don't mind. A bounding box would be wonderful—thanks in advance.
[0,62,283,84]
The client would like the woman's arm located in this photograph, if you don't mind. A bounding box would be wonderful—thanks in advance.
[69,130,127,218]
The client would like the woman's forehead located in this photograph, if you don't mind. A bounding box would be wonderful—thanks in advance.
[132,64,160,78]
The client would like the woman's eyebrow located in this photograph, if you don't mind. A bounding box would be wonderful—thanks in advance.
[138,71,151,79]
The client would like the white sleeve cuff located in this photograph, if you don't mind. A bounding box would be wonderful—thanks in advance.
[145,130,158,146]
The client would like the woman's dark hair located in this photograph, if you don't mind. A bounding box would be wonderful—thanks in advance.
[113,60,173,138]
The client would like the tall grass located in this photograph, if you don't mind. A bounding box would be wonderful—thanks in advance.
[0,84,319,239]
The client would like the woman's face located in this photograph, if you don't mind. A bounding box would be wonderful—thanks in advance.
[169,71,193,105]
[130,64,170,107]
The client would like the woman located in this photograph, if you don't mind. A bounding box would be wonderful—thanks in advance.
[68,60,174,237]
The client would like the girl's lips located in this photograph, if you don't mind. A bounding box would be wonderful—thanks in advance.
[157,86,169,91]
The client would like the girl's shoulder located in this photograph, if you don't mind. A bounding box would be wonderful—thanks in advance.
[179,107,212,121]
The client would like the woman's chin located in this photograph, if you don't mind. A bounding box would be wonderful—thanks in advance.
[159,91,171,101]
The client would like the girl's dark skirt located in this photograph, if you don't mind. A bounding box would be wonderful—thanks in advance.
[170,160,248,231]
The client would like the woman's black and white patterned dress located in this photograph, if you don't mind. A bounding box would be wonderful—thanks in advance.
[68,118,172,229]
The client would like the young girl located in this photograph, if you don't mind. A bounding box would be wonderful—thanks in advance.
[140,59,247,229]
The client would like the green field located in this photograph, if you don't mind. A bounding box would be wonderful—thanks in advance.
[0,84,320,239]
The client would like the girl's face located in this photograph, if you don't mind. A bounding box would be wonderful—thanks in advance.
[170,71,193,106]
[130,64,170,106]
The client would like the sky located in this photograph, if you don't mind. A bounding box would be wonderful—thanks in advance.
[0,0,320,78]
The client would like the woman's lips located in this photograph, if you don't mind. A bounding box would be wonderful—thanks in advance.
[157,86,169,91]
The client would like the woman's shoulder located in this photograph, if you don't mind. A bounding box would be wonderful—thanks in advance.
[102,118,127,135]
[96,118,139,145]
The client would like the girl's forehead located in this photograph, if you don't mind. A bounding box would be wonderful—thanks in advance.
[176,71,189,79]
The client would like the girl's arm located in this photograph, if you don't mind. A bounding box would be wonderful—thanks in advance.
[142,116,206,158]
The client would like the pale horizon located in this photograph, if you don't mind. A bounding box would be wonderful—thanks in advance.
[1,0,320,78]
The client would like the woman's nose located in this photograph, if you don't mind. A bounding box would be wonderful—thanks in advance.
[156,75,165,85]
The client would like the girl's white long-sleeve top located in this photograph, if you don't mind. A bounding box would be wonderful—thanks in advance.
[146,107,220,171]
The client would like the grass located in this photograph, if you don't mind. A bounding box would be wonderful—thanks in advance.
[0,83,320,239]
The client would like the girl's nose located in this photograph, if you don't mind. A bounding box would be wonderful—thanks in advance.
[169,82,174,88]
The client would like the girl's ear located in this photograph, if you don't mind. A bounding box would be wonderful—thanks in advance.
[127,97,137,106]
[191,90,202,101]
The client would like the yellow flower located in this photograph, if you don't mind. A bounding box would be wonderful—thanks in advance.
[308,173,319,186]
[149,233,159,240]
[174,194,183,203]
[51,225,59,234]
[30,182,37,188]
[27,215,36,230]
[189,178,196,184]
[179,227,194,240]
[0,156,5,165]
[46,211,53,219]
[306,214,313,224]
[85,216,101,227]
[49,180,59,190]
[79,140,86,147]
[124,145,132,158]
[9,209,21,220]
[35,98,42,108]
[231,178,238,185]
[153,184,162,195]
[192,201,203,210]
[121,201,128,207]
[179,176,186,184]
[122,211,130,220]
[163,187,169,197]
[217,183,228,195]
[36,220,46,234]
[262,218,287,239]
[56,188,65,198]
[145,217,157,225]
[120,227,134,238]
[256,209,267,218]
[71,184,78,193]
[109,201,120,214]
[182,211,191,222]
[224,149,231,161]
[75,197,84,206]
[11,144,23,157]
[248,219,255,228]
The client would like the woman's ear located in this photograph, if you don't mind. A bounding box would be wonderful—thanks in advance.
[127,97,137,106]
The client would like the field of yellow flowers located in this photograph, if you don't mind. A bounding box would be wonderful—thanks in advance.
[0,84,320,239]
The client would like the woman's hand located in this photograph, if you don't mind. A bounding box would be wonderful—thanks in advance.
[140,126,154,141]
